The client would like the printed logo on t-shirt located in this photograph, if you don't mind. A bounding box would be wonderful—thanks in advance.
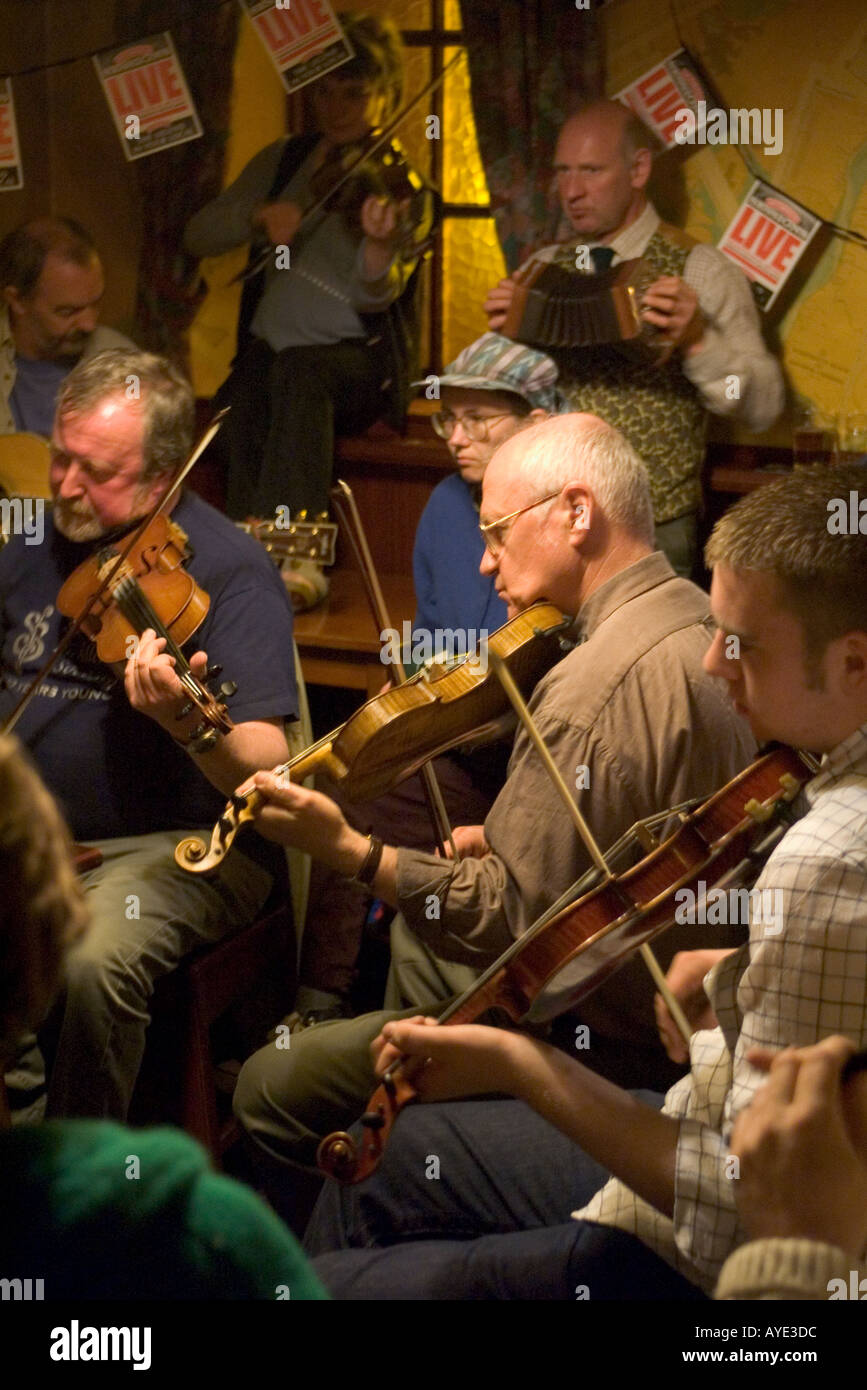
[12,606,54,669]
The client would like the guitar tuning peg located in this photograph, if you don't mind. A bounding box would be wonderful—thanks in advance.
[316,511,329,522]
[298,509,308,521]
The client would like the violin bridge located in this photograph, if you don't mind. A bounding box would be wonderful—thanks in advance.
[633,822,658,853]
[744,796,775,824]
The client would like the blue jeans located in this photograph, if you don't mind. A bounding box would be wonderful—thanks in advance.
[305,1096,707,1300]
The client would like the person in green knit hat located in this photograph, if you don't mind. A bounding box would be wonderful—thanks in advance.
[0,733,325,1301]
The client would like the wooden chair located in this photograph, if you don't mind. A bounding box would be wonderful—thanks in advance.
[135,902,297,1160]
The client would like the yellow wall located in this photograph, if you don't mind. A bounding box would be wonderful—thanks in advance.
[188,0,867,446]
[602,0,867,443]
[187,16,288,399]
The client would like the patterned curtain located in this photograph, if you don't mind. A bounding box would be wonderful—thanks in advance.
[460,0,604,271]
[128,1,239,367]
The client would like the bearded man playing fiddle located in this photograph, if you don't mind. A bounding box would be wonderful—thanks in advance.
[0,348,298,1122]
[231,411,756,1212]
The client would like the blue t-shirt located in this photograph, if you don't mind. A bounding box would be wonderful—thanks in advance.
[10,355,70,436]
[0,491,298,839]
[412,472,508,639]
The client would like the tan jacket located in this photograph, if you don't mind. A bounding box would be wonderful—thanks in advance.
[396,551,757,1071]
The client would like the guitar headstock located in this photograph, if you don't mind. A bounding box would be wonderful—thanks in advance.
[239,515,338,566]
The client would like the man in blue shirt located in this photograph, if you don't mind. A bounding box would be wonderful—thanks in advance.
[0,218,135,441]
[0,348,297,1121]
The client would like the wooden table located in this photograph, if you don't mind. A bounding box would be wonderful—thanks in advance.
[293,569,417,699]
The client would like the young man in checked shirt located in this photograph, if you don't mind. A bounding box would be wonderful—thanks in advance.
[297,463,867,1300]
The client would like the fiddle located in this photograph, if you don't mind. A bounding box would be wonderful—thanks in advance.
[174,601,570,875]
[307,134,427,241]
[56,512,236,751]
[317,745,817,1184]
[236,51,464,285]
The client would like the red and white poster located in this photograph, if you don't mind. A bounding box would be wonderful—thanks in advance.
[240,0,353,94]
[0,79,23,191]
[718,179,821,310]
[614,50,713,150]
[93,32,202,162]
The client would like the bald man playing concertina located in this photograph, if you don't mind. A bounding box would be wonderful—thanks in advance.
[485,101,784,577]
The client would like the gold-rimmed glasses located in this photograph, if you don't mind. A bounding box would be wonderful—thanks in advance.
[431,410,514,443]
[479,490,560,558]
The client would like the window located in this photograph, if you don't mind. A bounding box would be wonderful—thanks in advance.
[362,0,506,370]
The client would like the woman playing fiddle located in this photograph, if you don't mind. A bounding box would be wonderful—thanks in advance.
[184,12,436,610]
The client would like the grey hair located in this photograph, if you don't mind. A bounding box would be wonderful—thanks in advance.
[56,349,194,483]
[497,413,655,543]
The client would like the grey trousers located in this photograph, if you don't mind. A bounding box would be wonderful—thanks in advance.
[233,913,479,1175]
[42,830,273,1120]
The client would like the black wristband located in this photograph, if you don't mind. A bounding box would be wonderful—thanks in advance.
[350,834,384,887]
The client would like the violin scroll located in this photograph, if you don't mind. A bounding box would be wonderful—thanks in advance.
[174,786,265,875]
[316,1131,361,1184]
[316,1067,419,1185]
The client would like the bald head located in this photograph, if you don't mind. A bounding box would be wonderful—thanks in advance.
[554,101,656,242]
[560,101,659,161]
[479,413,655,616]
[487,412,655,545]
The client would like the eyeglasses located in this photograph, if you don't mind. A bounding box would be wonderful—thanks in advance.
[479,491,560,559]
[431,410,514,443]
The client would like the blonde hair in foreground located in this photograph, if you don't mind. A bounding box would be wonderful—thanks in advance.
[0,735,88,1058]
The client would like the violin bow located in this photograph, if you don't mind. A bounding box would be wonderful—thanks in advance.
[330,479,460,862]
[1,408,229,738]
[488,649,693,1051]
[233,49,466,285]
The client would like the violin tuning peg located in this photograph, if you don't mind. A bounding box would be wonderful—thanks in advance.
[187,724,219,754]
[204,665,223,681]
[176,702,194,720]
[360,1110,385,1131]
[219,681,238,699]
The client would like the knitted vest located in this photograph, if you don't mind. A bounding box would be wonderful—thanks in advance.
[553,223,706,523]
